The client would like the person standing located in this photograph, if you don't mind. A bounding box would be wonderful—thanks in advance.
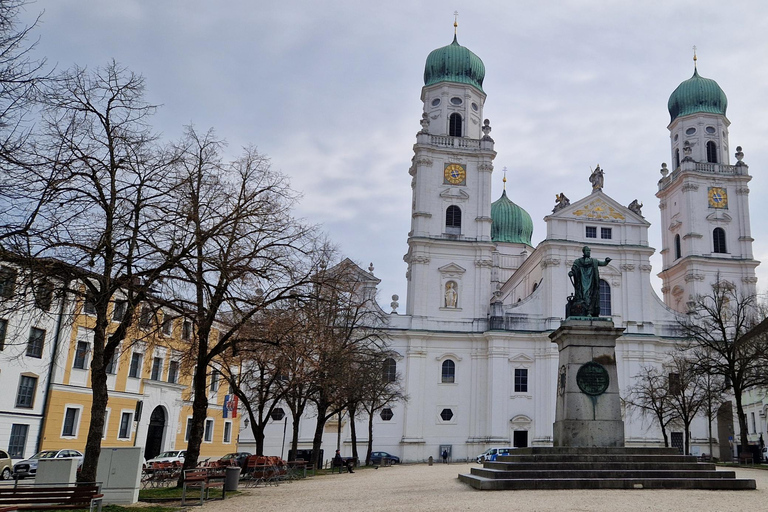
[442,449,448,464]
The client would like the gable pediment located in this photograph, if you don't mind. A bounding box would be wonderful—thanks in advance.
[440,188,470,200]
[438,263,466,275]
[508,353,534,364]
[548,191,648,225]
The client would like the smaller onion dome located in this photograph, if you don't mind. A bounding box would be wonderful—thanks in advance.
[668,68,727,123]
[491,190,533,245]
[424,35,485,93]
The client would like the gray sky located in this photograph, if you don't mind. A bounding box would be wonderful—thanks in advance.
[20,0,768,307]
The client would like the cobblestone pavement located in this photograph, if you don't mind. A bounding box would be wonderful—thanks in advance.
[203,462,768,512]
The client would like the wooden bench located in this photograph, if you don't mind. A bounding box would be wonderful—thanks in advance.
[0,484,103,512]
[331,457,356,474]
[739,452,754,465]
[182,469,225,506]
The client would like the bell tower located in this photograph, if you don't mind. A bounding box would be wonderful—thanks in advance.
[657,56,759,312]
[404,23,496,328]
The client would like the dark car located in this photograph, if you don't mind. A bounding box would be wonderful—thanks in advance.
[369,451,400,465]
[219,452,252,469]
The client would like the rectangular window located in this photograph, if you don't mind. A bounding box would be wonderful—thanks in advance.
[118,412,132,439]
[168,360,179,384]
[210,370,219,392]
[182,320,192,340]
[751,412,756,433]
[83,295,96,316]
[669,373,681,395]
[161,316,173,336]
[150,357,163,381]
[585,226,597,239]
[8,424,29,458]
[601,227,612,239]
[34,281,54,311]
[514,368,528,393]
[105,348,119,375]
[185,418,192,442]
[62,407,79,437]
[128,352,143,378]
[223,421,232,443]
[112,300,126,321]
[73,341,90,370]
[26,327,45,358]
[0,266,17,299]
[0,318,7,351]
[139,307,153,330]
[204,419,214,443]
[15,375,37,408]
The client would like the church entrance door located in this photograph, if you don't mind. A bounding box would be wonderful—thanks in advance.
[144,406,166,461]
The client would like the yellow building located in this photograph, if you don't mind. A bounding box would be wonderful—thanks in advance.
[39,295,236,462]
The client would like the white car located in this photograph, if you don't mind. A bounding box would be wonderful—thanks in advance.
[12,449,84,479]
[146,450,186,465]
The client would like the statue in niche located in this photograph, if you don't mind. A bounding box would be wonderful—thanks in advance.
[567,246,611,317]
[553,192,570,212]
[445,281,458,308]
[589,164,604,192]
[628,199,643,216]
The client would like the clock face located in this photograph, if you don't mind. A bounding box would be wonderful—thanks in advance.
[708,187,728,208]
[444,163,466,185]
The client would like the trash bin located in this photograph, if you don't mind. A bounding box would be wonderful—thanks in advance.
[225,466,241,491]
[428,456,433,466]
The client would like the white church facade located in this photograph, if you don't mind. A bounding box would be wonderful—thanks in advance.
[244,34,760,463]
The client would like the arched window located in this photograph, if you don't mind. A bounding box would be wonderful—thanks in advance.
[713,227,727,253]
[441,359,455,383]
[445,205,461,234]
[449,113,462,137]
[599,279,611,316]
[674,148,680,169]
[706,141,718,163]
[674,234,681,260]
[383,358,397,383]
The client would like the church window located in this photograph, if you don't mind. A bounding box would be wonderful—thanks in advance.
[431,98,440,107]
[445,205,461,235]
[585,226,596,238]
[449,113,462,137]
[383,358,397,383]
[514,369,528,393]
[706,126,716,134]
[450,97,463,106]
[674,149,680,169]
[674,234,681,260]
[440,408,454,421]
[471,102,478,111]
[685,127,696,135]
[380,408,393,421]
[599,279,611,316]
[706,141,718,163]
[600,227,612,239]
[441,360,455,383]
[713,228,727,253]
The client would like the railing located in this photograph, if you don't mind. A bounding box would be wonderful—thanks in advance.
[694,162,741,174]
[429,135,481,150]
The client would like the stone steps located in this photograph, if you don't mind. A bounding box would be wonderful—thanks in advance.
[459,447,757,491]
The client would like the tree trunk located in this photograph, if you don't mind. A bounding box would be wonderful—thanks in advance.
[180,361,210,484]
[310,406,327,470]
[366,410,374,466]
[734,391,750,452]
[250,421,266,455]
[348,406,358,461]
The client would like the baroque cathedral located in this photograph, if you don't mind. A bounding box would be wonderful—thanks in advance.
[372,33,759,462]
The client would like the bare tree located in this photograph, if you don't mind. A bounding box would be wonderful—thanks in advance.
[665,353,708,455]
[163,127,315,477]
[679,279,768,454]
[624,364,674,448]
[360,356,406,465]
[1,61,182,482]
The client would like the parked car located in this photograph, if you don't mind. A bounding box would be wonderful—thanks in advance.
[0,450,12,480]
[218,452,252,469]
[369,451,400,465]
[476,447,515,464]
[13,449,84,479]
[145,450,186,465]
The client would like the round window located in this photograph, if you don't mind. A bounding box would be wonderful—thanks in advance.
[706,126,716,134]
[450,97,463,106]
[685,127,696,135]
[471,102,478,112]
[431,98,441,107]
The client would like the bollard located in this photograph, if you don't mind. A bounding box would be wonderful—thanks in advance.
[428,456,433,466]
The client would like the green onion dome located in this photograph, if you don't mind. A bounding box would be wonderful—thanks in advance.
[424,35,485,93]
[491,190,533,245]
[668,68,727,122]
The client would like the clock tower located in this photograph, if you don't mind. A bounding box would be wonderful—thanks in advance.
[657,59,759,311]
[403,28,496,328]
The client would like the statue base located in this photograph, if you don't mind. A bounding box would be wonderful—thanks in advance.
[550,318,625,447]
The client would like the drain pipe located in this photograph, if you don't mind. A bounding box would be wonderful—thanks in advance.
[36,279,70,453]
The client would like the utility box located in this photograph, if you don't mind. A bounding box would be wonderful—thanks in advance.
[36,458,77,484]
[95,447,143,504]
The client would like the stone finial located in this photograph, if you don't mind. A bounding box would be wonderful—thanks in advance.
[482,119,494,142]
[390,294,399,314]
[419,112,430,134]
[735,146,745,165]
[660,163,669,178]
[368,262,375,274]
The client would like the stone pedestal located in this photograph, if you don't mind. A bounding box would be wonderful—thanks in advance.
[550,318,625,447]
